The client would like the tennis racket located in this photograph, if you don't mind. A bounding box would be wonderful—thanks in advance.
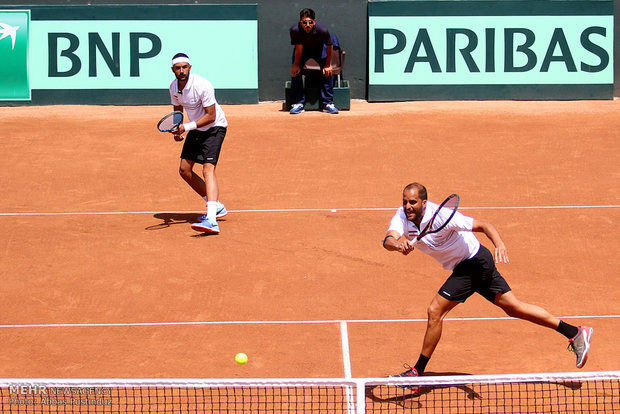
[157,111,184,132]
[415,193,460,240]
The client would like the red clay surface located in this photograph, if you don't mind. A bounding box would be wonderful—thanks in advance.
[0,100,619,379]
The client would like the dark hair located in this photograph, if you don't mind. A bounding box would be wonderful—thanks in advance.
[299,8,315,20]
[403,182,428,200]
[172,52,189,60]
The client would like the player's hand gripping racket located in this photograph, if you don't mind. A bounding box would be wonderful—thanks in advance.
[414,194,460,241]
[157,111,184,141]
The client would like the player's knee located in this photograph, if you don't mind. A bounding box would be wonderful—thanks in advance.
[427,296,456,324]
[426,304,443,324]
[179,167,192,181]
[203,163,216,176]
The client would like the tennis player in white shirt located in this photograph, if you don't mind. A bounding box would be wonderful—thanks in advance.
[169,53,228,234]
[383,182,592,380]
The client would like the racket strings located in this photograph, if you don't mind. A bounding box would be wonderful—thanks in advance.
[158,112,183,132]
[432,197,459,231]
[419,195,460,238]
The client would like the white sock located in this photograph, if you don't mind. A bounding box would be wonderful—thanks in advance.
[203,197,223,209]
[206,201,218,221]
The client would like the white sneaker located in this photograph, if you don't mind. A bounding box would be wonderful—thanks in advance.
[196,203,227,222]
[322,103,339,114]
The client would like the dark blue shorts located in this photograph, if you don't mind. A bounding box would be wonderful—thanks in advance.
[438,245,511,303]
[180,126,226,165]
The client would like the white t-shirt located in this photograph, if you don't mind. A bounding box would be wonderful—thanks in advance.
[169,73,228,130]
[388,201,480,270]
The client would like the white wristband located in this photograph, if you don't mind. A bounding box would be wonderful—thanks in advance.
[183,121,197,132]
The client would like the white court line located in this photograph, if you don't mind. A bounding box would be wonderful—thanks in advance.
[1,314,618,329]
[0,204,619,216]
[339,321,355,414]
[340,321,352,379]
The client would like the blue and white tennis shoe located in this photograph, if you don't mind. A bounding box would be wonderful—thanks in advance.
[289,103,304,114]
[196,203,227,222]
[191,217,220,234]
[322,103,339,114]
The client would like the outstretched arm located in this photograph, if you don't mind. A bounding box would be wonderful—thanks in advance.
[472,219,509,263]
[176,104,216,135]
[382,230,415,255]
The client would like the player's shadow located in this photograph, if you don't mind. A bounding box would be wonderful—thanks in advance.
[146,213,225,237]
[554,380,583,390]
[365,372,480,410]
[365,372,584,410]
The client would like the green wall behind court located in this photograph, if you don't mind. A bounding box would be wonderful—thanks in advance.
[2,0,618,101]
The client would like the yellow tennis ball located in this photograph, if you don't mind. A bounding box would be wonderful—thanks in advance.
[235,352,248,365]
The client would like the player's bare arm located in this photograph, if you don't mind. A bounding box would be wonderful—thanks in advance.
[170,105,185,141]
[291,44,303,76]
[177,104,216,135]
[472,219,509,263]
[196,104,217,128]
[323,45,333,76]
[383,230,415,255]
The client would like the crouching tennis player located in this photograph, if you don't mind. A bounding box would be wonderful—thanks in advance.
[383,183,593,380]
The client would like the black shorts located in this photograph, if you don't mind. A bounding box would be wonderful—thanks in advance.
[180,126,226,164]
[438,245,511,303]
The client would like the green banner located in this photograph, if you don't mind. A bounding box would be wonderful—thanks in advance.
[368,0,614,100]
[30,20,257,90]
[0,10,29,100]
[1,5,258,104]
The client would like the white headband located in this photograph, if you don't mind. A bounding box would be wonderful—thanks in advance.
[172,56,190,66]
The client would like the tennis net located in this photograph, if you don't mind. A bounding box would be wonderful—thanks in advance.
[0,371,618,413]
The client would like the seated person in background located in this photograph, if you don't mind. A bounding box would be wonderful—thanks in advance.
[289,8,338,115]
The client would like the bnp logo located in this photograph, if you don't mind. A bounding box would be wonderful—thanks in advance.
[0,10,30,100]
[0,21,20,49]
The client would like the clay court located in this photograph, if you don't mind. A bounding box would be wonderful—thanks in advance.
[0,100,619,383]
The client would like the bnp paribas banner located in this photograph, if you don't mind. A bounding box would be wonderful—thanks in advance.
[0,5,258,105]
[368,1,613,100]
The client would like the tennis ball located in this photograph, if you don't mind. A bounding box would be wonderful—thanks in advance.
[235,352,248,365]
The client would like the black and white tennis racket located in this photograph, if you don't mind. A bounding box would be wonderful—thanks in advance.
[415,193,460,240]
[157,111,184,132]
